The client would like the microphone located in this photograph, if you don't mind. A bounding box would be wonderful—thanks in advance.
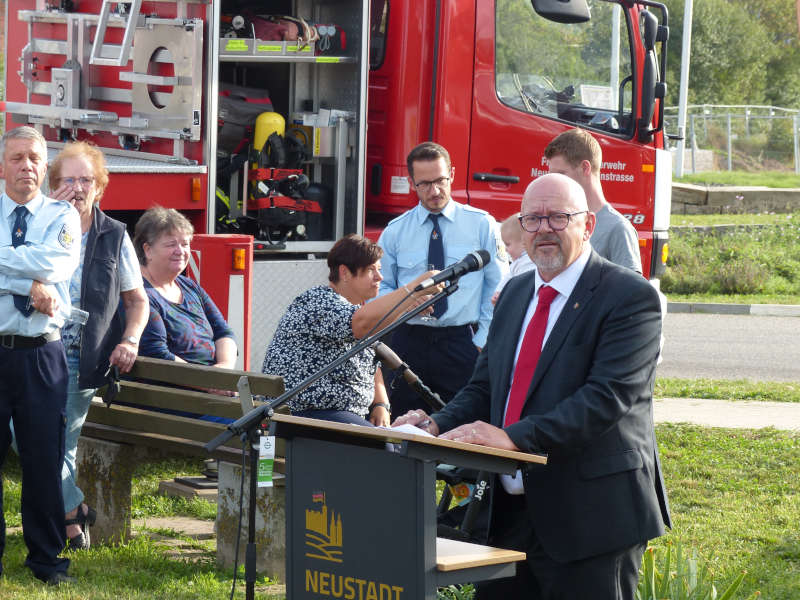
[413,249,491,291]
[374,342,446,411]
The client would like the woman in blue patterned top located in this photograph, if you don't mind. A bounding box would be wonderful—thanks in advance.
[262,234,439,426]
[134,207,237,369]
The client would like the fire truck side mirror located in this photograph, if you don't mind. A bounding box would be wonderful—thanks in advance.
[530,0,590,24]
[638,9,668,143]
[641,9,658,51]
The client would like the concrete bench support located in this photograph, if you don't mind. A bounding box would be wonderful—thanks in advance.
[76,436,135,544]
[216,460,286,580]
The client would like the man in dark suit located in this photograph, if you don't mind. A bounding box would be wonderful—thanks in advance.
[393,173,670,599]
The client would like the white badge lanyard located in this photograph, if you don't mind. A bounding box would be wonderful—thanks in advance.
[257,434,276,488]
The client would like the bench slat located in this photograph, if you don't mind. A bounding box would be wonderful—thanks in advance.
[81,421,242,463]
[87,402,286,456]
[88,403,226,442]
[100,381,250,419]
[127,357,285,397]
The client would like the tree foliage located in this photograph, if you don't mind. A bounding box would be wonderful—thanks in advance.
[663,0,800,108]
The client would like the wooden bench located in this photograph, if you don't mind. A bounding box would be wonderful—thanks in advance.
[78,356,286,560]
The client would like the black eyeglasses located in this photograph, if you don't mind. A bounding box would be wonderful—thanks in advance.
[518,211,588,233]
[414,176,451,192]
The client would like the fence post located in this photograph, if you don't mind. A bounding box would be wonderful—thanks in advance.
[726,113,732,171]
[794,115,800,175]
[690,114,696,174]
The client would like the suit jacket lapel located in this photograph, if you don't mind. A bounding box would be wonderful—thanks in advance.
[524,252,604,406]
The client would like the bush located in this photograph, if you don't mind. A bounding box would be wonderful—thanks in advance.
[637,542,759,600]
[662,219,800,296]
[711,257,767,294]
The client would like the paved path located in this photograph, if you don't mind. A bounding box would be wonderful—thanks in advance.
[659,312,800,382]
[654,397,800,431]
[668,301,800,317]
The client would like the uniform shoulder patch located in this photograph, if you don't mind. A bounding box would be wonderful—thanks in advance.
[58,223,75,249]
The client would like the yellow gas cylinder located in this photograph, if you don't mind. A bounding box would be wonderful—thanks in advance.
[254,112,286,153]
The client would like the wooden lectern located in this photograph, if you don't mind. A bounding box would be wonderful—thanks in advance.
[269,413,547,599]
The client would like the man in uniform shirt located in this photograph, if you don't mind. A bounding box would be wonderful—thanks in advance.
[0,126,80,585]
[377,142,506,417]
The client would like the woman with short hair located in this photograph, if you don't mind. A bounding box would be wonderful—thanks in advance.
[262,234,438,426]
[134,207,237,369]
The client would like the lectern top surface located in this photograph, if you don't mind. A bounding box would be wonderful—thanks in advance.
[270,412,547,465]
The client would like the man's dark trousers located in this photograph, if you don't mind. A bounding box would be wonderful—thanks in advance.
[386,323,479,418]
[0,340,69,580]
[475,486,645,600]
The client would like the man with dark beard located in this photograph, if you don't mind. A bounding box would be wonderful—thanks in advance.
[393,173,670,599]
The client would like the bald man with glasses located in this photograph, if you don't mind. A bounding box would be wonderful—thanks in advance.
[395,173,670,600]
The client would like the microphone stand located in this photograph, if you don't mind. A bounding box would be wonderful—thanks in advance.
[205,283,459,600]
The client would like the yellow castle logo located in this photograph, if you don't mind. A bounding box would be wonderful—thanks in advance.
[305,492,343,563]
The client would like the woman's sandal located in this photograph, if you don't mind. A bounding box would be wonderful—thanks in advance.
[65,505,97,552]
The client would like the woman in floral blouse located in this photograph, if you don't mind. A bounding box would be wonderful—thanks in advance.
[262,234,438,426]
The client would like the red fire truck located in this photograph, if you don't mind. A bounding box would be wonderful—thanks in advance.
[2,0,670,367]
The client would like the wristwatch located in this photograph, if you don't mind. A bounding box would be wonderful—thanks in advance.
[123,335,139,345]
[369,402,390,414]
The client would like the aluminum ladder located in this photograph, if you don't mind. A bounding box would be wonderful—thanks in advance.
[89,0,143,66]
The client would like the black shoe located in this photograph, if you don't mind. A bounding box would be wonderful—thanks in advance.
[45,572,76,586]
[65,529,90,552]
[65,504,97,551]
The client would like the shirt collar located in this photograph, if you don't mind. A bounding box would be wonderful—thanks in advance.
[414,198,455,225]
[534,244,592,299]
[2,192,44,219]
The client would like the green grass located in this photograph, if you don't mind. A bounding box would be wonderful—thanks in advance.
[675,170,800,188]
[654,425,800,600]
[661,214,800,298]
[0,532,282,599]
[666,213,800,304]
[656,377,800,403]
[666,292,800,305]
[671,213,800,227]
[3,427,799,599]
[0,453,282,599]
[130,457,217,521]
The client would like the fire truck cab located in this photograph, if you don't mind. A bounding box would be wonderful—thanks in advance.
[2,0,670,366]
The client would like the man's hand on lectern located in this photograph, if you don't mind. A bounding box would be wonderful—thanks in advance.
[392,410,440,436]
[439,421,520,451]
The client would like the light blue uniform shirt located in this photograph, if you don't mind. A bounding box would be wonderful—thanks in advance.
[0,192,81,336]
[377,200,507,348]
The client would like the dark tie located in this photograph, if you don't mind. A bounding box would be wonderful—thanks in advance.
[427,213,448,318]
[11,205,34,316]
[504,285,559,426]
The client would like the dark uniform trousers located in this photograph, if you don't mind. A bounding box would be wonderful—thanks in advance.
[386,323,479,418]
[0,339,69,580]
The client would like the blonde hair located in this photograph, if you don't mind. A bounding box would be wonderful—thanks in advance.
[49,141,110,202]
[500,213,523,242]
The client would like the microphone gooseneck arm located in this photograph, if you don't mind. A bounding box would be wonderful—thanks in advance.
[374,342,445,411]
[205,283,460,452]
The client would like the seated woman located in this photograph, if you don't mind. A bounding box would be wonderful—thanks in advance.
[133,207,237,410]
[263,234,438,426]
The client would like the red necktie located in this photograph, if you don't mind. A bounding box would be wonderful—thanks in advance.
[504,285,559,426]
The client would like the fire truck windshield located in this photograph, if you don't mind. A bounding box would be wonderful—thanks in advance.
[495,0,634,137]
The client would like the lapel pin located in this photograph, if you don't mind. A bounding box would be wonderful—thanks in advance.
[573,302,580,309]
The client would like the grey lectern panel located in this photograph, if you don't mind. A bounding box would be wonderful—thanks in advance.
[286,436,437,599]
